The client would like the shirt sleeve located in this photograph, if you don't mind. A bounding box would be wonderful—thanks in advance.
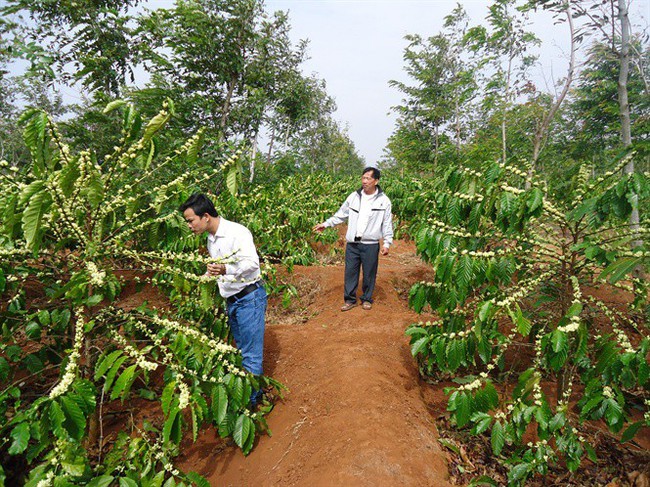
[220,229,260,283]
[382,199,394,248]
[325,193,352,227]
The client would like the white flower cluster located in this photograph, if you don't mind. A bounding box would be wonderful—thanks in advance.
[500,184,525,195]
[574,165,592,200]
[110,212,177,244]
[586,153,634,191]
[461,167,482,178]
[454,248,505,258]
[102,171,193,227]
[587,296,636,353]
[43,177,87,243]
[415,319,443,328]
[644,399,650,423]
[86,261,106,287]
[110,331,158,372]
[417,280,441,288]
[151,315,240,357]
[149,438,181,477]
[178,381,191,409]
[118,309,248,383]
[558,276,582,333]
[541,199,566,222]
[427,218,476,238]
[36,471,55,487]
[457,378,483,392]
[494,271,553,308]
[50,310,85,399]
[602,386,615,399]
[499,162,533,181]
[452,191,484,202]
[532,374,544,407]
[0,247,33,257]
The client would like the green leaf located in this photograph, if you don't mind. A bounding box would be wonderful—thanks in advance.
[226,165,238,197]
[22,187,51,251]
[455,392,471,427]
[600,257,640,284]
[49,401,66,438]
[491,420,505,455]
[410,336,430,357]
[185,471,210,487]
[471,412,493,434]
[0,357,10,382]
[119,478,139,487]
[87,476,114,487]
[110,364,138,401]
[61,456,86,476]
[526,188,543,213]
[213,385,228,424]
[95,350,124,380]
[162,381,176,416]
[233,414,252,450]
[61,396,86,440]
[551,330,567,354]
[468,475,499,487]
[621,422,642,443]
[103,100,127,114]
[103,356,128,393]
[566,302,582,317]
[163,403,179,445]
[509,463,532,482]
[8,422,30,454]
[142,110,171,144]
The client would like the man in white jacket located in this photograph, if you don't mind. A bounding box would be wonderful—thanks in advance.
[313,167,393,311]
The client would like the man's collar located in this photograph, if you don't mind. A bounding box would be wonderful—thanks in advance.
[208,217,226,241]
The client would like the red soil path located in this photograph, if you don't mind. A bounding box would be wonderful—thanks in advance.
[179,240,453,486]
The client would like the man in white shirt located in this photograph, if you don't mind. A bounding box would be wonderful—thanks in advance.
[313,167,393,311]
[180,193,266,405]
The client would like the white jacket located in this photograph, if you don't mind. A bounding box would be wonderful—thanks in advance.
[324,186,393,248]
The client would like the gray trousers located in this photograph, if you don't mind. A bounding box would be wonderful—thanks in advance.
[344,242,380,304]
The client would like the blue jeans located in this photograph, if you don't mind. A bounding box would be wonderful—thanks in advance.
[227,285,267,404]
[227,285,267,375]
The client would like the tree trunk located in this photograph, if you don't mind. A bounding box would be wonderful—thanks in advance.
[528,0,576,188]
[219,75,237,141]
[617,0,642,252]
[502,55,513,164]
[249,130,258,183]
[266,126,275,165]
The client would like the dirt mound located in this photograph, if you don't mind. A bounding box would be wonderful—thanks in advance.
[179,240,452,486]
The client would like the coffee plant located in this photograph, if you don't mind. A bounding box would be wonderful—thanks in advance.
[0,100,282,486]
[403,156,649,485]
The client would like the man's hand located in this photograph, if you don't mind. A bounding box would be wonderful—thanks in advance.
[206,263,226,276]
[381,247,389,256]
[313,222,326,232]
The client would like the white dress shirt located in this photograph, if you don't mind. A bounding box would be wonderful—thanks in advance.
[207,218,261,298]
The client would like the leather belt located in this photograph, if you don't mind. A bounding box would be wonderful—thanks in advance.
[226,281,262,305]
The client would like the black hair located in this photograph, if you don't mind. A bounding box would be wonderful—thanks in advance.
[363,166,380,180]
[179,193,218,217]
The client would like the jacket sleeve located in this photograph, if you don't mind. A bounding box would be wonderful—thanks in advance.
[382,199,394,248]
[324,193,352,227]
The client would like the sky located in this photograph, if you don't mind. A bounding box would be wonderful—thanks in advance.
[262,0,573,164]
[7,0,648,164]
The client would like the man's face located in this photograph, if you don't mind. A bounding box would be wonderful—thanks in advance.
[183,208,209,235]
[361,170,378,193]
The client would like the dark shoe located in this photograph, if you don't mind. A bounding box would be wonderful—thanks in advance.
[362,301,372,310]
[340,302,357,311]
